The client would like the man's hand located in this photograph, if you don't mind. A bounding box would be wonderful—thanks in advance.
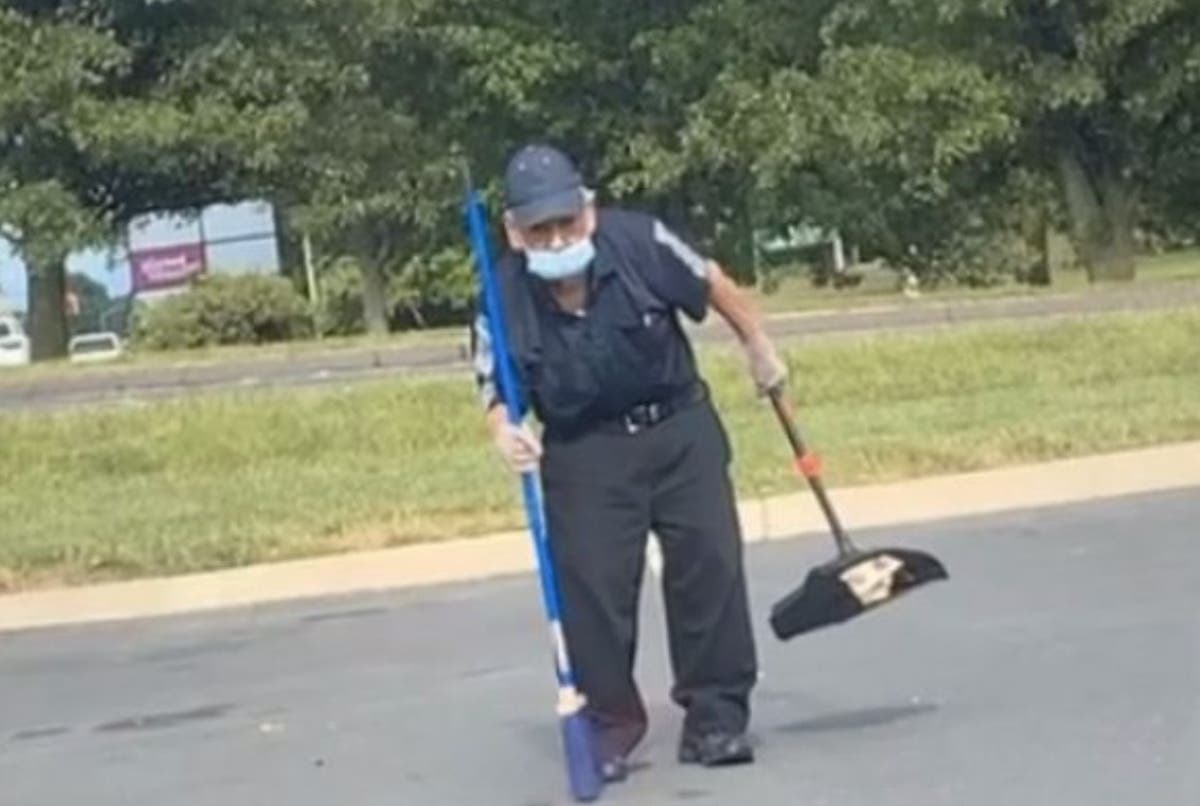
[495,422,543,473]
[487,405,543,473]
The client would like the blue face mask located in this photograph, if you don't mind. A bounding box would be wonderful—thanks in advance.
[526,238,595,281]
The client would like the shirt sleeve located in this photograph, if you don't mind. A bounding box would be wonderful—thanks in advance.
[472,311,501,411]
[646,219,712,322]
[472,309,530,418]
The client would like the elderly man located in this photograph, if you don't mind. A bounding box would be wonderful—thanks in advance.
[472,143,787,780]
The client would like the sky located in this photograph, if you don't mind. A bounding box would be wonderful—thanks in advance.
[0,200,281,313]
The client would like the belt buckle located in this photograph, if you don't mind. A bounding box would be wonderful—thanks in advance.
[623,402,662,434]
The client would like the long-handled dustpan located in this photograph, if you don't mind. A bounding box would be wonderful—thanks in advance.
[766,388,949,640]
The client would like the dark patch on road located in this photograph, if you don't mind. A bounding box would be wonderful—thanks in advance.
[10,725,71,742]
[775,702,939,735]
[95,703,234,734]
[300,606,389,624]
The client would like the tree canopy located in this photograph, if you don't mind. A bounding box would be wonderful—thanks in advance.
[3,0,1197,355]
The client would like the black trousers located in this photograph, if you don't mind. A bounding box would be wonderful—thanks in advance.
[541,398,758,757]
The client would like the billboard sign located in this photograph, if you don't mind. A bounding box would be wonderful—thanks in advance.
[130,243,206,292]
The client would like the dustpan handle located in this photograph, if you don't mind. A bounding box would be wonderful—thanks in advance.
[767,387,858,558]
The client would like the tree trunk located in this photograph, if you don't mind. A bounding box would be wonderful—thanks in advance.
[26,255,70,361]
[831,231,846,273]
[1029,209,1052,287]
[1056,145,1136,282]
[1096,164,1136,280]
[348,221,391,337]
[359,258,389,336]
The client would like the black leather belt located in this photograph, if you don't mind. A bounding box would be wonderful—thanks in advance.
[616,382,708,434]
[542,383,709,441]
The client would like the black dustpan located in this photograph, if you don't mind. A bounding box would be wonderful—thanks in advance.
[765,389,949,641]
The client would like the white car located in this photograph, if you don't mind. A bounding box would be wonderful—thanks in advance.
[69,331,124,364]
[0,314,31,368]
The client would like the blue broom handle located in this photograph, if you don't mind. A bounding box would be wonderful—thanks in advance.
[465,189,576,690]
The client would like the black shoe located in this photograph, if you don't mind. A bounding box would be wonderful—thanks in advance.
[588,711,646,784]
[598,755,629,783]
[677,731,755,767]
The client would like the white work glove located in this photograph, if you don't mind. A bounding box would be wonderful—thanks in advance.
[493,420,543,474]
[743,332,788,396]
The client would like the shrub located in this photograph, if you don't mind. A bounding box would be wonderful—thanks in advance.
[130,273,312,350]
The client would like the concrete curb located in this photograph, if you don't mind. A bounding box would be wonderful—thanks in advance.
[2,441,1198,633]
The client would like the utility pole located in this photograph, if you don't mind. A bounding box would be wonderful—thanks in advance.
[302,231,321,339]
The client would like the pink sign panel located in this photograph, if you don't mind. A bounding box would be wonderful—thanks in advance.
[130,243,206,292]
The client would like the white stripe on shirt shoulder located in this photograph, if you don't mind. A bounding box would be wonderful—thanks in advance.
[652,220,710,280]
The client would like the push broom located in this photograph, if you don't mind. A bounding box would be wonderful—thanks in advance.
[766,388,949,640]
[464,182,605,802]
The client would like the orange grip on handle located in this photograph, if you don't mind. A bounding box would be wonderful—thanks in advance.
[794,452,823,479]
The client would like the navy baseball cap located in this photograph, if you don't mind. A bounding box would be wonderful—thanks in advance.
[503,144,587,227]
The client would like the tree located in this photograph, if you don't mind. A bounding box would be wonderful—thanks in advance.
[8,0,1191,351]
[272,0,494,334]
[0,0,353,358]
[0,10,119,357]
[610,0,1200,284]
[802,0,1200,280]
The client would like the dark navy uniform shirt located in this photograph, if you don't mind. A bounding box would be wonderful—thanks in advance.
[473,207,713,434]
